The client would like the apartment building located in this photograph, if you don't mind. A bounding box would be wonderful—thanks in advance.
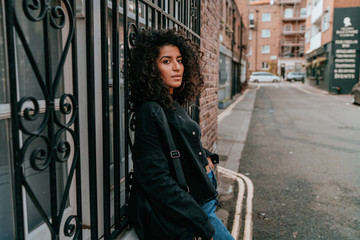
[278,0,307,79]
[218,0,249,107]
[248,0,306,78]
[248,0,281,75]
[305,0,360,93]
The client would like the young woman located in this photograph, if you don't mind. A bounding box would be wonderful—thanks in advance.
[128,28,234,240]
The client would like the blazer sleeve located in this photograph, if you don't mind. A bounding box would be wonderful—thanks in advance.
[132,102,215,239]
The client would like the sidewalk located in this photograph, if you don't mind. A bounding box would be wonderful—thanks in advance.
[215,88,257,239]
[290,82,352,103]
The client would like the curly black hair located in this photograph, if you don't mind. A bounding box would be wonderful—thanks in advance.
[128,28,204,111]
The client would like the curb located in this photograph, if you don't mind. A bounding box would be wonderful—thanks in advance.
[216,88,255,240]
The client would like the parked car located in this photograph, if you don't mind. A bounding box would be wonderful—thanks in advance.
[249,72,280,83]
[351,82,360,105]
[286,72,306,82]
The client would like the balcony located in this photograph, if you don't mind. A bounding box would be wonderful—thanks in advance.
[282,15,306,21]
[281,40,305,46]
[279,0,301,4]
[280,52,304,58]
[283,30,306,35]
[311,0,323,24]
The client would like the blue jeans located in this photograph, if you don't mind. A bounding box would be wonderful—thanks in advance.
[203,169,235,240]
[181,169,234,240]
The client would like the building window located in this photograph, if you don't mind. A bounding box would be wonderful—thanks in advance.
[300,24,306,31]
[249,30,252,40]
[261,62,269,70]
[284,8,293,18]
[262,29,270,38]
[249,13,254,20]
[305,28,311,43]
[262,13,271,22]
[261,45,270,54]
[300,8,307,17]
[322,8,330,32]
[248,46,252,56]
[284,25,292,32]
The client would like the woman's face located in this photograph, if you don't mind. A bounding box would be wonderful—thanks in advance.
[156,45,184,94]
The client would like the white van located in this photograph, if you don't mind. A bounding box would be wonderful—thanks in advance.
[249,72,280,83]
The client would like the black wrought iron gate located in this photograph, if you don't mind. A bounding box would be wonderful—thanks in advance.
[3,0,200,239]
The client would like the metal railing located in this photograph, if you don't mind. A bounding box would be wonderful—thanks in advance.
[280,40,305,46]
[279,0,301,4]
[5,0,201,239]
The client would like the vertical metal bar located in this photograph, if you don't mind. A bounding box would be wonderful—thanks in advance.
[135,0,139,26]
[123,0,131,210]
[85,0,99,239]
[163,0,166,28]
[70,1,83,239]
[173,0,177,22]
[184,0,187,28]
[179,0,181,23]
[197,0,200,37]
[191,0,194,32]
[151,5,156,28]
[157,0,162,28]
[113,0,121,231]
[5,1,25,239]
[181,0,184,25]
[43,6,59,238]
[100,0,111,239]
[145,5,149,28]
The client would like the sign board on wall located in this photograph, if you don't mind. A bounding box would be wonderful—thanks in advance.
[332,7,360,93]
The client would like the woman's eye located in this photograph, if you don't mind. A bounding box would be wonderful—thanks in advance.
[178,59,182,63]
[163,60,170,64]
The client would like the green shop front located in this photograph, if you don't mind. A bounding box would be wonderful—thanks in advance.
[306,7,360,94]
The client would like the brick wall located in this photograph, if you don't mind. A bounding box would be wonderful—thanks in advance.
[199,0,222,151]
[248,4,281,72]
[220,0,243,58]
[321,0,334,45]
[334,0,360,8]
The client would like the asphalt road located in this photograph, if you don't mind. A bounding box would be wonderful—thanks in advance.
[239,83,360,240]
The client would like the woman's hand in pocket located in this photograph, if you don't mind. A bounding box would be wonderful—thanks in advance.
[205,156,214,173]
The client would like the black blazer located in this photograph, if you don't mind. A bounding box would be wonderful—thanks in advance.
[132,101,217,239]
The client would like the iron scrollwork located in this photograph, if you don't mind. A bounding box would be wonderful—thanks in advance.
[63,215,81,238]
[50,5,66,29]
[13,0,80,239]
[127,23,139,47]
[22,0,47,22]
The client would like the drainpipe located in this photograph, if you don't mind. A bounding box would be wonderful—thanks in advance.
[231,7,235,98]
[255,10,259,71]
[238,16,243,93]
